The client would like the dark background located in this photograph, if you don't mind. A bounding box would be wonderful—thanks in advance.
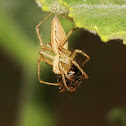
[0,0,126,126]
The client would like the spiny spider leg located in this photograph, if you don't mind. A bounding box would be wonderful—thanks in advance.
[59,27,78,48]
[71,49,90,67]
[37,57,58,86]
[72,60,88,79]
[59,62,68,89]
[36,12,53,51]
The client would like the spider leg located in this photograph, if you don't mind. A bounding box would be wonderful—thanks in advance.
[39,50,54,60]
[60,62,74,81]
[72,60,88,79]
[36,12,53,52]
[46,43,52,48]
[71,49,90,67]
[37,56,58,86]
[59,62,68,89]
[59,27,78,48]
[59,47,72,56]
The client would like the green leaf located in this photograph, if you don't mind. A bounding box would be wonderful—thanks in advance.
[0,9,37,69]
[35,0,126,44]
[107,108,126,125]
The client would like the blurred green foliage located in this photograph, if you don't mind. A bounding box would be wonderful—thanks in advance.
[0,0,59,126]
[107,108,126,126]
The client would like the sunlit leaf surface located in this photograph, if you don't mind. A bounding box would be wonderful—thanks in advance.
[36,0,126,44]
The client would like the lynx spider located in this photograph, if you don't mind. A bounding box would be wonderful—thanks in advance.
[36,12,90,90]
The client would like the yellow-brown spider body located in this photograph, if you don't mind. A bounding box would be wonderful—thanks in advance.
[36,13,90,92]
